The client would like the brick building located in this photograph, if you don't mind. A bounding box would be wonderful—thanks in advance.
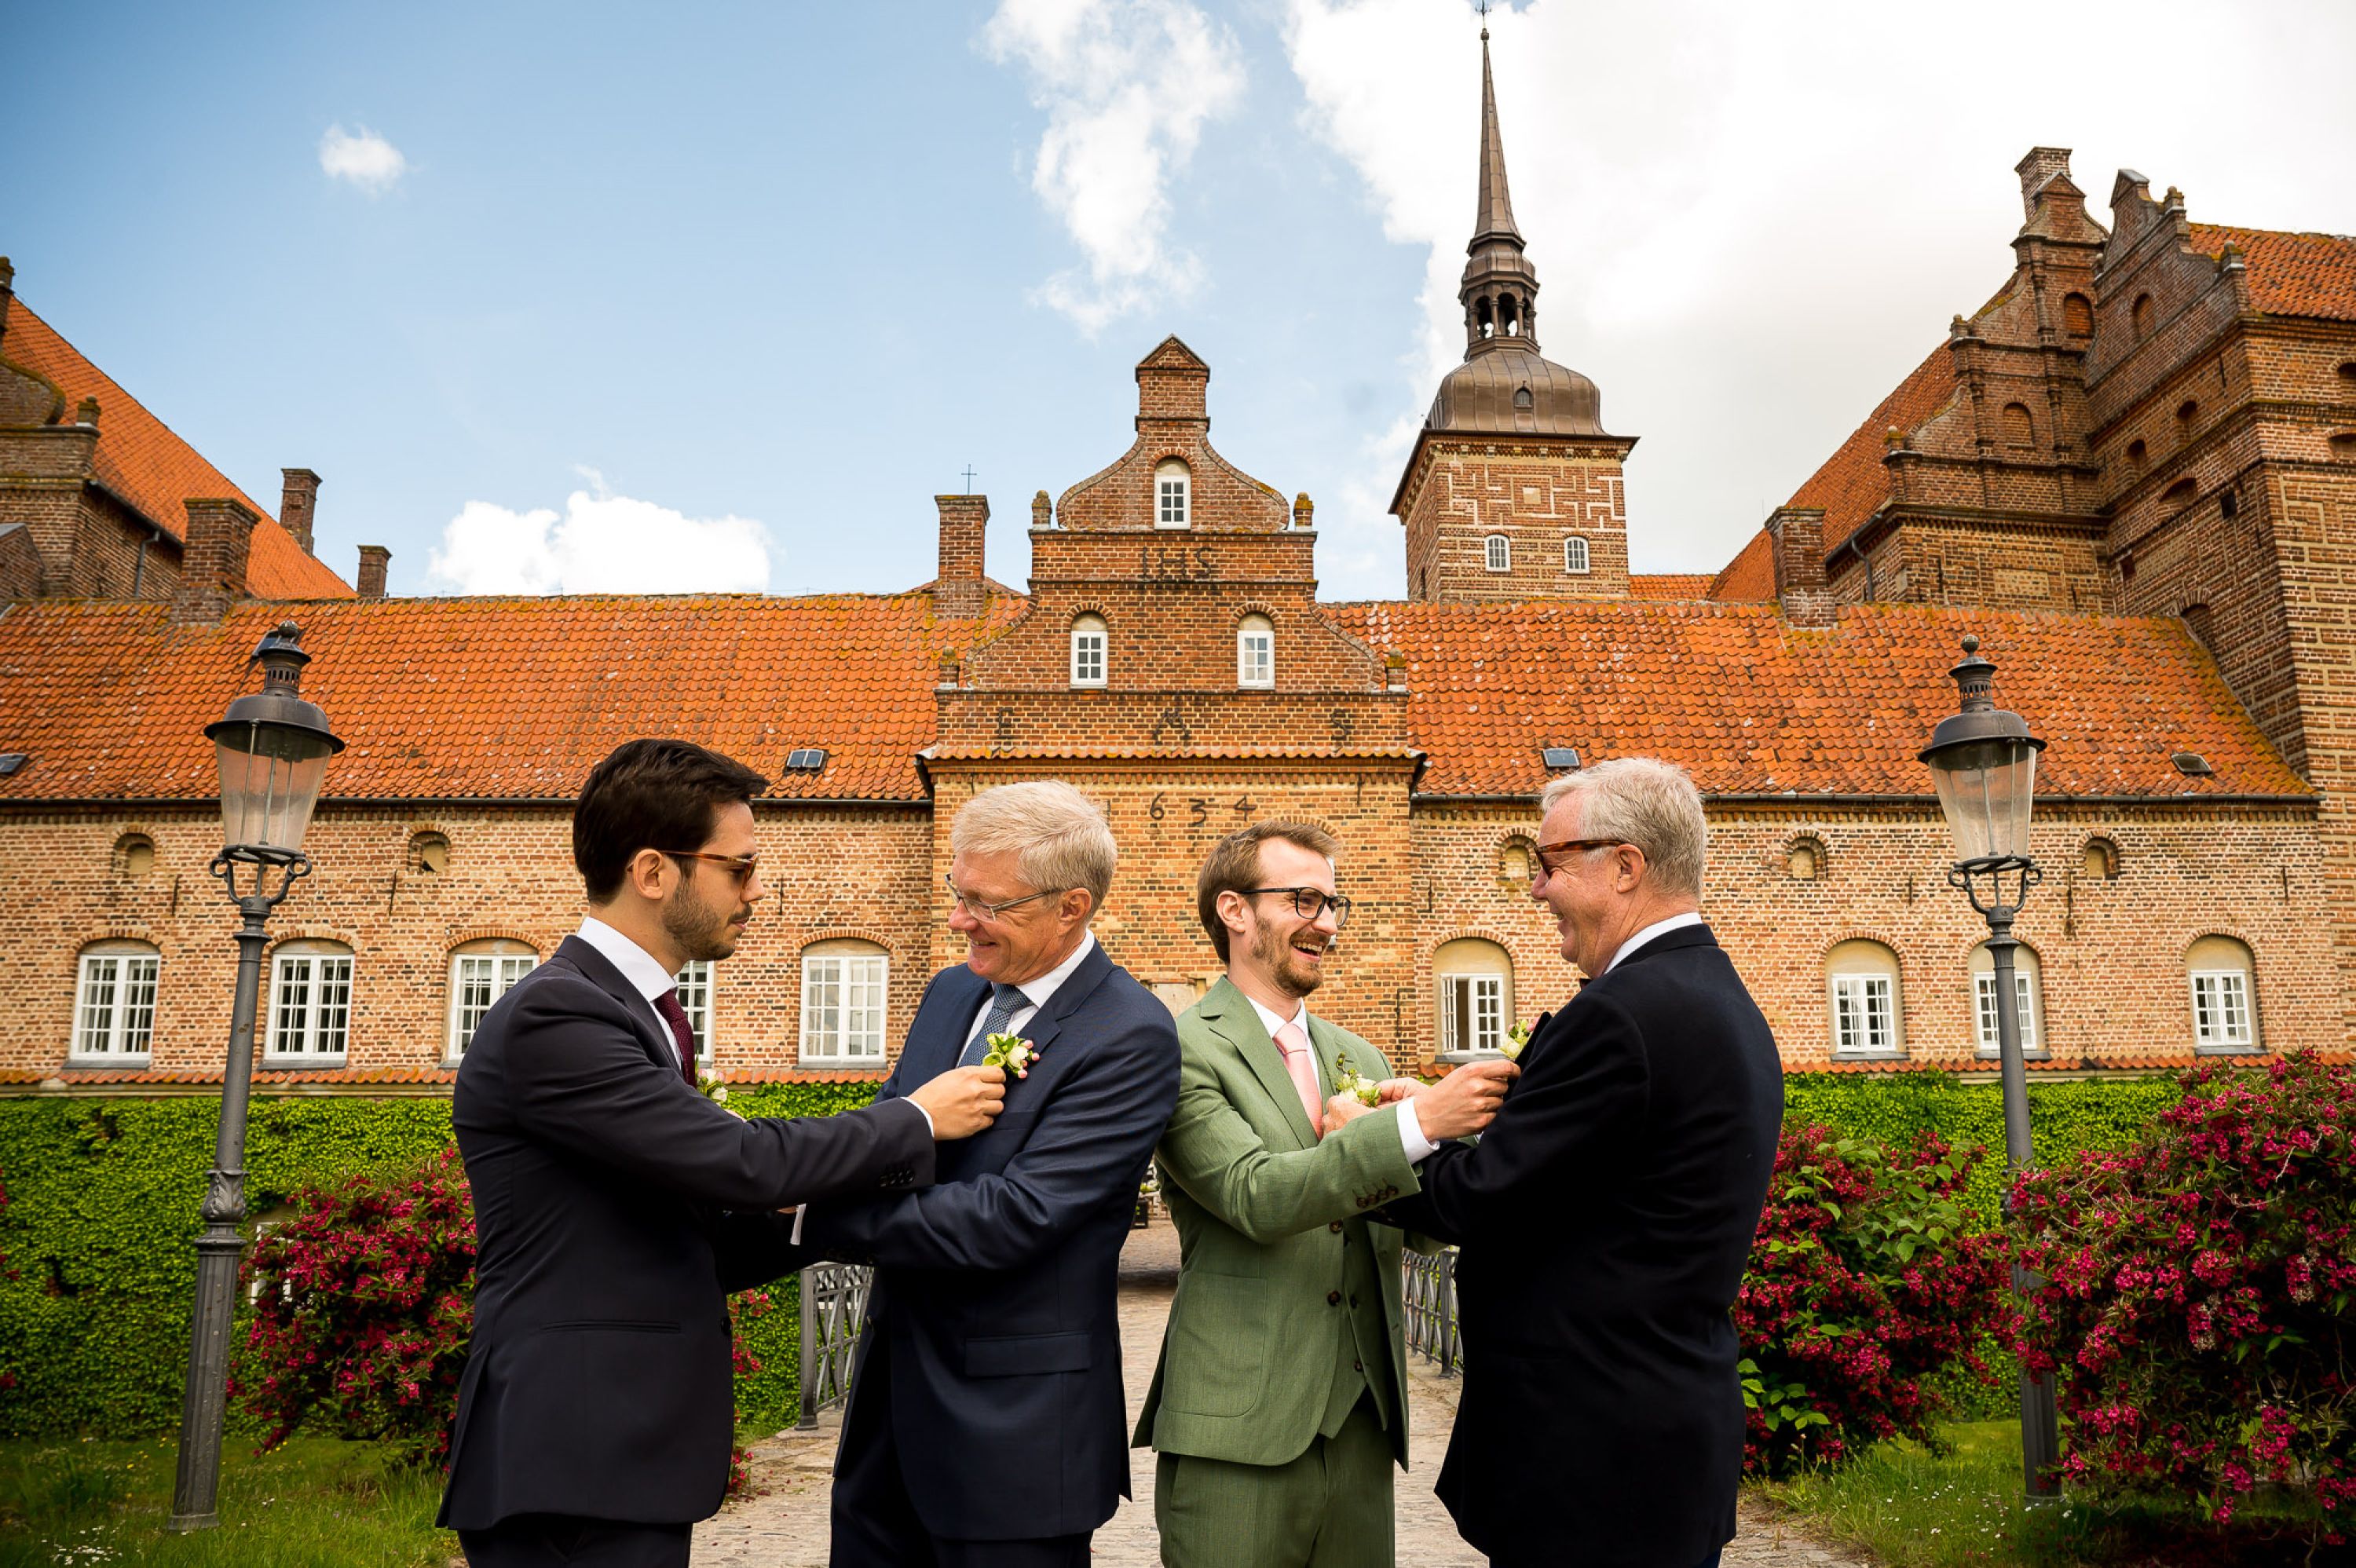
[2,35,2352,1093]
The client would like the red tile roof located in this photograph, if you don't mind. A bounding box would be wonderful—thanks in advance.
[1343,598,2304,799]
[0,592,1023,804]
[2,302,351,600]
[1628,574,1714,601]
[2191,223,2356,321]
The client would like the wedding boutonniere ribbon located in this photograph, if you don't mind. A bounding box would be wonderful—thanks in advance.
[982,1033,1042,1079]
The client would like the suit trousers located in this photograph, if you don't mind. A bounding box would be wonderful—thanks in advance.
[1152,1394,1392,1568]
[459,1515,691,1567]
[829,1336,1092,1568]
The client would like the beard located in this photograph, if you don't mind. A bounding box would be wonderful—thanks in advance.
[664,880,748,963]
[1249,919,1327,1000]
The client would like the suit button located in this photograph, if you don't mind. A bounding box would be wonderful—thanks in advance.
[1329,1221,1343,1234]
[1353,1359,1363,1372]
[1327,1290,1341,1306]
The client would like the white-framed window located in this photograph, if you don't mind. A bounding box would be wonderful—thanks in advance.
[1237,614,1274,689]
[675,959,714,1062]
[1154,459,1191,529]
[1970,941,2043,1059]
[1070,614,1107,688]
[1564,535,1590,575]
[447,939,539,1058]
[266,940,353,1064]
[1826,939,1904,1058]
[2186,935,2259,1052]
[1434,937,1513,1054]
[802,940,890,1062]
[72,941,160,1063]
[1484,534,1511,573]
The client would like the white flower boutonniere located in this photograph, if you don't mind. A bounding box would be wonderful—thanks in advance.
[1500,1022,1531,1062]
[694,1072,743,1117]
[1333,1049,1383,1108]
[982,1033,1042,1080]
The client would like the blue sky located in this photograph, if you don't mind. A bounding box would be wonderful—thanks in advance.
[6,2,2354,602]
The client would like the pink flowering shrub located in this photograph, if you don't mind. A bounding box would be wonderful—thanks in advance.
[2013,1054,2356,1531]
[1734,1127,2010,1477]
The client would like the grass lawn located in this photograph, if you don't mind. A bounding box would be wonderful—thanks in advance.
[1756,1420,2340,1567]
[0,1435,457,1568]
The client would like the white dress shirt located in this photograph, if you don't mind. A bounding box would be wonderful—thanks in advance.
[1603,910,1707,974]
[1242,992,1438,1164]
[961,930,1099,1047]
[576,916,692,1073]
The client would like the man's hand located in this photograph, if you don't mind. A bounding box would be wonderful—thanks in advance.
[1374,1077,1423,1105]
[907,1065,1007,1140]
[1411,1058,1519,1140]
[1324,1093,1376,1130]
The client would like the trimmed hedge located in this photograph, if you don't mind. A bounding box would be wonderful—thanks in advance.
[0,1072,2164,1439]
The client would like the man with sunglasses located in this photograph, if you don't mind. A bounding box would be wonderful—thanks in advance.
[441,739,1006,1568]
[1135,821,1516,1567]
[1371,758,1782,1568]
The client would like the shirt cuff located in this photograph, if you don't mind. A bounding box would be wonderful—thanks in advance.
[1396,1097,1438,1164]
[788,1205,806,1246]
[907,1098,935,1138]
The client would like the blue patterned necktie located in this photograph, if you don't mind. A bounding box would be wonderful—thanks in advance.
[958,982,1031,1068]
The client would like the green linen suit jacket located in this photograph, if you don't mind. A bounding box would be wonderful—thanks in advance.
[1133,977,1430,1469]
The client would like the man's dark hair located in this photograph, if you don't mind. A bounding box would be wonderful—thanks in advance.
[1197,821,1339,963]
[573,739,769,902]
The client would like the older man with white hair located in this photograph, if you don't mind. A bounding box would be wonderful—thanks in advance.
[795,780,1180,1568]
[1362,758,1784,1568]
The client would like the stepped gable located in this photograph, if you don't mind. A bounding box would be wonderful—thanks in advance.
[0,590,1023,803]
[2,301,350,599]
[1344,598,2302,800]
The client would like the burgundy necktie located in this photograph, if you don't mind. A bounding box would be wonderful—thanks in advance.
[653,989,697,1083]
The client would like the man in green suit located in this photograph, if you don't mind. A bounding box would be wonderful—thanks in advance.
[1135,822,1517,1567]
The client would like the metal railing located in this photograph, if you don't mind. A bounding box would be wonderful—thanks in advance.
[796,1261,873,1427]
[1401,1246,1462,1376]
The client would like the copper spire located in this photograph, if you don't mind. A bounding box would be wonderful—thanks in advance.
[1472,27,1523,248]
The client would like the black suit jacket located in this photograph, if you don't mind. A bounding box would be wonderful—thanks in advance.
[1381,924,1783,1568]
[436,934,935,1530]
[799,942,1180,1541]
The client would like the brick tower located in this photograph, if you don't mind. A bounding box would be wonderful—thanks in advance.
[1392,27,1635,603]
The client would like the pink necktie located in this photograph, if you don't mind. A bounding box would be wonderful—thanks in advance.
[1275,1019,1323,1139]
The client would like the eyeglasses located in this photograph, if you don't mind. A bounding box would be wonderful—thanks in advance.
[943,874,1070,922]
[1238,886,1354,929]
[663,849,760,886]
[1530,838,1630,883]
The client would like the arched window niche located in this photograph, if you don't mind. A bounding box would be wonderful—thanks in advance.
[1154,459,1191,529]
[1970,941,2045,1059]
[1434,938,1513,1055]
[1236,614,1274,689]
[2187,935,2259,1053]
[1826,939,1904,1058]
[1070,614,1108,689]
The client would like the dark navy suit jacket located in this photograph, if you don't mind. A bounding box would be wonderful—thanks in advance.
[1378,925,1783,1568]
[437,935,935,1530]
[800,940,1180,1541]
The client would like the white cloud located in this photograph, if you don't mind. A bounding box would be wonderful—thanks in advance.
[983,0,1247,332]
[1282,0,2356,580]
[318,124,411,194]
[426,490,773,595]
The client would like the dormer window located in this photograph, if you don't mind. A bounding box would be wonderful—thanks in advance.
[1154,459,1191,529]
[1237,615,1274,689]
[1563,536,1590,575]
[1070,614,1107,688]
[1484,534,1511,573]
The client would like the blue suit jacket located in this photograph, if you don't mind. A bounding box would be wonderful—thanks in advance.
[802,940,1180,1541]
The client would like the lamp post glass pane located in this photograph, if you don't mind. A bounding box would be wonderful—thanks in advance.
[214,723,334,853]
[1928,736,2039,861]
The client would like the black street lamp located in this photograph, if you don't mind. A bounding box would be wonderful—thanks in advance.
[166,623,342,1533]
[1919,634,2059,1504]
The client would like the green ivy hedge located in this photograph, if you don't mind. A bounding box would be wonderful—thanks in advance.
[0,1072,2170,1440]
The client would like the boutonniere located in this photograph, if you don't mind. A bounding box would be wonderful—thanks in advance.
[982,1033,1042,1079]
[694,1072,743,1117]
[1333,1049,1383,1109]
[1501,1022,1531,1062]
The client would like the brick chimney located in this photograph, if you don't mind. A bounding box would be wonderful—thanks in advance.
[1765,506,1835,628]
[935,495,988,619]
[280,469,321,555]
[2014,147,2072,219]
[356,545,390,600]
[172,498,258,623]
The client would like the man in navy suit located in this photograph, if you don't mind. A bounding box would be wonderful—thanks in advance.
[794,780,1181,1568]
[1364,758,1783,1568]
[439,739,1007,1568]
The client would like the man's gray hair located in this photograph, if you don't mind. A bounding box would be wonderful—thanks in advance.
[951,780,1118,909]
[1540,758,1707,900]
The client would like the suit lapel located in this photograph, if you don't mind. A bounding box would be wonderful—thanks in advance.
[1015,939,1113,1062]
[553,934,674,1073]
[1202,977,1318,1150]
[918,967,992,1081]
[1306,1013,1362,1095]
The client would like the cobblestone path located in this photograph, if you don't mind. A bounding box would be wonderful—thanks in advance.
[693,1219,1875,1566]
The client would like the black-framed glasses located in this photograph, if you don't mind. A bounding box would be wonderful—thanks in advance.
[1238,886,1354,929]
[1530,838,1630,883]
[662,849,760,885]
[942,873,1070,922]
